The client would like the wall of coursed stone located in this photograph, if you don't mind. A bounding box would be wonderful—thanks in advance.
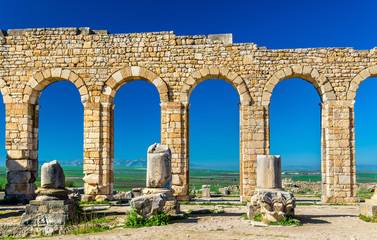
[1,27,375,202]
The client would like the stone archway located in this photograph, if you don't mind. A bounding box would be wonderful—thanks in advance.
[171,66,253,200]
[102,66,169,103]
[82,66,170,200]
[5,68,88,201]
[261,66,336,105]
[180,66,252,106]
[23,68,89,104]
[347,65,377,100]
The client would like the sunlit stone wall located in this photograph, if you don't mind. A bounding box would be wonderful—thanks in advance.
[0,27,375,202]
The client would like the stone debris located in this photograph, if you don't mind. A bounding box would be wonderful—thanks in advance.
[360,188,377,217]
[130,193,168,218]
[202,185,211,198]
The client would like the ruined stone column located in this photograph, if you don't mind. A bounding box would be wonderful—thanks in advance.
[146,143,171,188]
[321,100,358,203]
[161,102,189,201]
[5,103,38,202]
[83,102,113,201]
[256,155,282,190]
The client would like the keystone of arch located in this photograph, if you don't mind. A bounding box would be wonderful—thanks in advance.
[347,65,377,100]
[23,68,89,105]
[261,66,336,106]
[180,66,252,106]
[102,66,170,103]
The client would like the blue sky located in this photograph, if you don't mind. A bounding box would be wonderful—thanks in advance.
[0,0,377,170]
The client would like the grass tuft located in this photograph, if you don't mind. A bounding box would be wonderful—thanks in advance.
[359,214,377,223]
[124,209,170,228]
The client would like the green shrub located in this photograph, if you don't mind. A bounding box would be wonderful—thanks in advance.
[124,209,170,228]
[79,200,110,205]
[65,179,75,188]
[359,214,377,223]
[253,213,301,226]
[253,213,263,222]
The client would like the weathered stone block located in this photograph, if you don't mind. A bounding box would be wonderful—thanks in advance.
[146,143,172,188]
[257,155,282,190]
[202,185,211,198]
[130,193,167,218]
[6,159,37,171]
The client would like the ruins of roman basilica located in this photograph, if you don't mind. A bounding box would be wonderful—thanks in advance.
[0,27,374,204]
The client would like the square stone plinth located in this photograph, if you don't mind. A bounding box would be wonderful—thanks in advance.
[360,199,377,218]
[20,199,78,227]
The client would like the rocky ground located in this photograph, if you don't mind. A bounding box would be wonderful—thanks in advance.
[0,196,376,240]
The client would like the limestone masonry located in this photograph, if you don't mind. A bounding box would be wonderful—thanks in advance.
[0,27,371,203]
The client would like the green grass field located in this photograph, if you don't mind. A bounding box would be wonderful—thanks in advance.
[0,167,376,192]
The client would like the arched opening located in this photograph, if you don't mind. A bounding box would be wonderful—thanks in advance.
[38,81,84,188]
[354,77,377,200]
[113,80,161,191]
[189,79,240,197]
[270,78,321,195]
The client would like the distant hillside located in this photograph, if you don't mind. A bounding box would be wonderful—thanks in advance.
[40,158,147,168]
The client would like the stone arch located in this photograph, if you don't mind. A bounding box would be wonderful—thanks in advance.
[347,65,377,100]
[23,68,89,104]
[261,66,336,105]
[102,66,169,103]
[0,78,12,103]
[180,66,252,106]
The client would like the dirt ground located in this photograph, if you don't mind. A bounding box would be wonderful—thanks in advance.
[1,198,377,240]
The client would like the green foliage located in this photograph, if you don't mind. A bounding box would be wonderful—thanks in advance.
[359,214,377,223]
[357,189,374,200]
[298,188,313,195]
[79,200,111,205]
[72,225,110,235]
[124,209,170,228]
[65,179,75,188]
[253,213,301,226]
[295,202,319,206]
[242,213,248,220]
[253,213,263,222]
[269,216,302,226]
[217,210,226,214]
[179,201,245,206]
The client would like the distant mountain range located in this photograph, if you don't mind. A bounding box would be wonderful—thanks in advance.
[38,159,377,172]
[40,158,147,168]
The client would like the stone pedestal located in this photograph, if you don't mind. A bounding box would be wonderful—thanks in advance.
[247,155,296,223]
[248,190,296,222]
[360,189,377,217]
[20,199,79,234]
[257,155,282,190]
[202,185,211,198]
[130,144,179,217]
[142,188,180,215]
[20,161,78,235]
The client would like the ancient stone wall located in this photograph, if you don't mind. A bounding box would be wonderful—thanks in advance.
[1,27,375,203]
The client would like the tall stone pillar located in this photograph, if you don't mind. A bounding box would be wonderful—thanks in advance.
[83,102,113,201]
[161,102,189,201]
[321,100,358,203]
[5,103,38,202]
[240,104,269,201]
